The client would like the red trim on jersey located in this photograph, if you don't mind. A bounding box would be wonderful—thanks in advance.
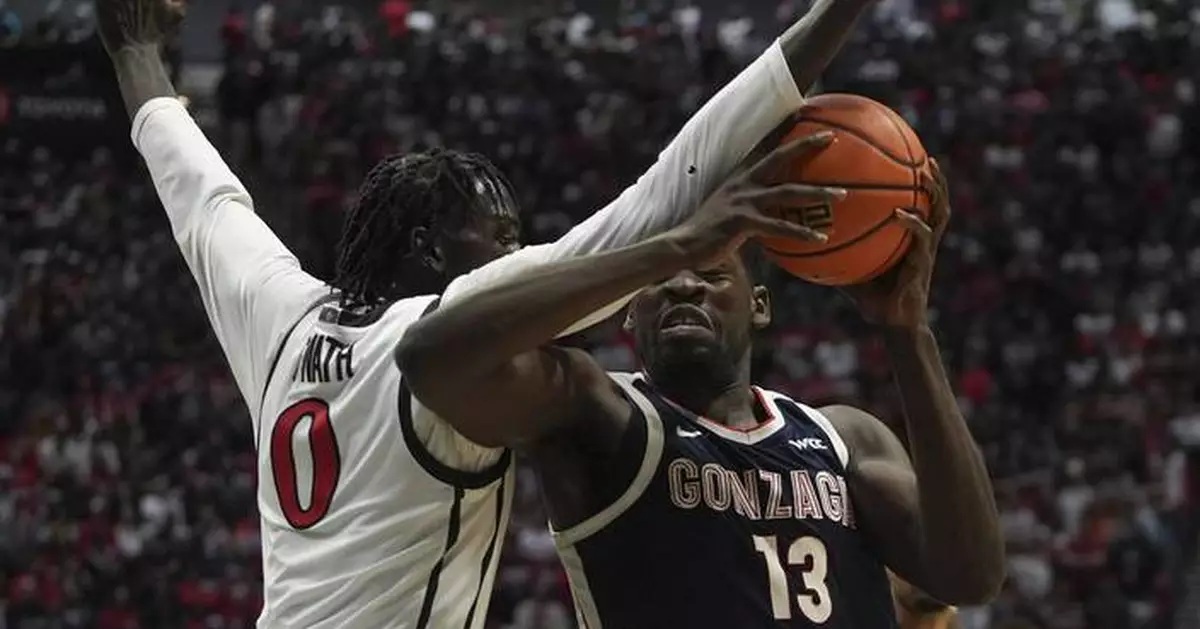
[639,373,786,443]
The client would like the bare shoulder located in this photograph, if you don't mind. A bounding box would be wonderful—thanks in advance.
[818,404,909,464]
[524,346,634,439]
[546,346,620,400]
[522,353,641,531]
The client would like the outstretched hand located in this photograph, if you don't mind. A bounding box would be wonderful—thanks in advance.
[842,158,951,328]
[97,0,186,54]
[673,131,846,267]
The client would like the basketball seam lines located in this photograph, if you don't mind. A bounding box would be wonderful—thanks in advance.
[764,214,896,259]
[775,104,929,276]
[877,108,923,286]
[789,182,924,191]
[882,109,921,214]
[798,116,922,167]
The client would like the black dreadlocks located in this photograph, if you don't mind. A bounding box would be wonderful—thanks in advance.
[333,148,515,308]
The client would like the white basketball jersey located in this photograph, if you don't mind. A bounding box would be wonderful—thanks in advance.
[254,295,515,629]
[132,34,805,629]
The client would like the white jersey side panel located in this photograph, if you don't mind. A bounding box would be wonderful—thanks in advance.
[131,31,808,629]
[255,295,513,629]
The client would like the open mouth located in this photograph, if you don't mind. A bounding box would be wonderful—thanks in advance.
[657,304,714,335]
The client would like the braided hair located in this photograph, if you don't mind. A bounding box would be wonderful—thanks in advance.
[333,148,515,308]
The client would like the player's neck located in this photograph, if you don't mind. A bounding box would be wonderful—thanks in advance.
[698,384,761,430]
[653,359,760,430]
[392,266,452,299]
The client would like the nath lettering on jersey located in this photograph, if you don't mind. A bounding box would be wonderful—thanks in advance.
[666,458,856,528]
[292,333,355,385]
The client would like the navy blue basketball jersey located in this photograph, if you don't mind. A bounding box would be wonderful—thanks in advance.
[552,373,898,629]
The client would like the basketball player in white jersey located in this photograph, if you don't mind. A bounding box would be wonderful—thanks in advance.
[96,0,883,626]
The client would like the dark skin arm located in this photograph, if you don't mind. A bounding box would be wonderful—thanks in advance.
[96,0,185,118]
[779,0,875,91]
[827,162,1005,604]
[396,137,838,448]
[890,572,961,629]
[397,0,876,445]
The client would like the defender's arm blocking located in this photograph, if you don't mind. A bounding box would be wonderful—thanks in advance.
[439,0,876,332]
[101,0,326,415]
[397,139,834,447]
[131,100,326,412]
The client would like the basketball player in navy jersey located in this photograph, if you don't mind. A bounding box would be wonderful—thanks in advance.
[399,160,1005,627]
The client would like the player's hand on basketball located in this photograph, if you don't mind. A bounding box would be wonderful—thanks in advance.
[673,132,846,266]
[97,0,186,54]
[843,158,950,328]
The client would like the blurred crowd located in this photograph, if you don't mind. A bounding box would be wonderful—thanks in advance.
[4,1,1200,628]
[0,0,95,47]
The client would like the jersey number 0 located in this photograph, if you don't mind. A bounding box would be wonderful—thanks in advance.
[270,398,341,529]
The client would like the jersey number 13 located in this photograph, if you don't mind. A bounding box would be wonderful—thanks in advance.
[752,534,833,623]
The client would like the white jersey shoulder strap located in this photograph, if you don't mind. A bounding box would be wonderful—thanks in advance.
[757,387,850,468]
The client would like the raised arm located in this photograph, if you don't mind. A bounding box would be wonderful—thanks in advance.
[780,0,875,90]
[397,139,836,447]
[820,163,1004,604]
[438,0,877,331]
[98,0,325,413]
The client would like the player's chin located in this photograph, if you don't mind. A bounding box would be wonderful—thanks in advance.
[651,332,722,364]
[656,324,717,344]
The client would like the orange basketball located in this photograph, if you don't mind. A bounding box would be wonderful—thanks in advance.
[760,93,932,286]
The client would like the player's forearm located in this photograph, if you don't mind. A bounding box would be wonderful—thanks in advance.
[894,582,959,629]
[899,609,961,629]
[132,96,253,242]
[109,44,177,120]
[779,0,876,92]
[523,40,807,341]
[549,43,801,255]
[882,325,1004,603]
[531,3,868,337]
[400,237,692,383]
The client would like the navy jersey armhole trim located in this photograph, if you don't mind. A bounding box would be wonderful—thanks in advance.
[397,296,512,489]
[543,382,649,532]
[598,384,650,510]
[550,375,665,546]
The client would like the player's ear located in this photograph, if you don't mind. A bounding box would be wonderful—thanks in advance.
[622,306,637,333]
[751,285,771,329]
[411,227,446,273]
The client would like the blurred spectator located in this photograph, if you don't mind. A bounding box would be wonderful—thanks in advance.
[0,0,22,45]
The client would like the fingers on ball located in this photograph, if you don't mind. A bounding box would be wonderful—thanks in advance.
[750,131,836,180]
[734,184,846,207]
[893,208,933,239]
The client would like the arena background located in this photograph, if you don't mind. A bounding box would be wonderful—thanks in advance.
[2,1,1200,628]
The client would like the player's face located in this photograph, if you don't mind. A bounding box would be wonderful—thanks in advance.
[438,202,522,277]
[628,254,770,380]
